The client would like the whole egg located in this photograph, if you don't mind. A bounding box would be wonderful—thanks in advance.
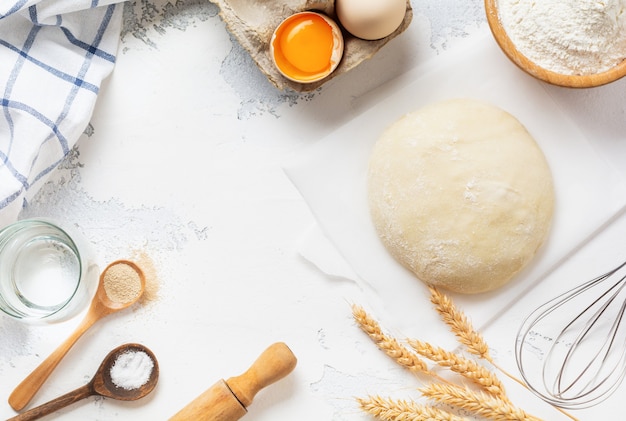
[335,0,407,40]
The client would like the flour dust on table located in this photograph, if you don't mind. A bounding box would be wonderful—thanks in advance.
[121,0,220,49]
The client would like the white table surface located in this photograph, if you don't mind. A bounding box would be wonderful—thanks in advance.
[1,1,626,420]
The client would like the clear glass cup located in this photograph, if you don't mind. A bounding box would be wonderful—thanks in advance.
[0,219,90,322]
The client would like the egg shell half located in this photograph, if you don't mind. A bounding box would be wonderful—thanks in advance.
[270,11,344,83]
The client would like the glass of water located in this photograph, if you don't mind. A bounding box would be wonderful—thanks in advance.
[0,219,88,322]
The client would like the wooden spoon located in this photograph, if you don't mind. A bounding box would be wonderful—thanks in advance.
[9,260,146,411]
[484,0,626,88]
[7,343,158,421]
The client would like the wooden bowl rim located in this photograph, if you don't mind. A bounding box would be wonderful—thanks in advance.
[484,0,626,88]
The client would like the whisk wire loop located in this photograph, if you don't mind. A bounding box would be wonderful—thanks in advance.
[516,260,626,408]
[551,280,626,399]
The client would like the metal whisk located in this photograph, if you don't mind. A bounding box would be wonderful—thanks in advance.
[515,259,626,409]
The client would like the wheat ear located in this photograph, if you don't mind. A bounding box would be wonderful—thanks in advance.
[426,288,579,421]
[428,286,492,360]
[420,383,543,421]
[352,305,432,375]
[409,339,507,399]
[428,287,525,383]
[357,395,468,421]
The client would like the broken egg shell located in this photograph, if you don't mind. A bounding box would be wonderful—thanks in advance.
[270,11,344,84]
[213,0,413,92]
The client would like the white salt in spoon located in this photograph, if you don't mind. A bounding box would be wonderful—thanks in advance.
[484,0,626,87]
[9,260,146,411]
[7,343,158,421]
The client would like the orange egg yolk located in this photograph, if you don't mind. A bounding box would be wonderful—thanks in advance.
[273,13,335,81]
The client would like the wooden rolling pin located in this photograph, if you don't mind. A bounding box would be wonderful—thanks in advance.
[169,342,297,421]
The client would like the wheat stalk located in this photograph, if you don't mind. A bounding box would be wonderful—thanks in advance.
[353,295,579,421]
[357,395,468,421]
[428,286,492,361]
[409,339,507,399]
[428,287,522,385]
[427,289,580,421]
[428,288,541,387]
[420,382,543,421]
[352,305,433,375]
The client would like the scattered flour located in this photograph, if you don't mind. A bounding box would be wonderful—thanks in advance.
[120,0,301,116]
[413,0,485,51]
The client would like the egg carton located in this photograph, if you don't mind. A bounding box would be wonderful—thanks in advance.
[213,0,413,92]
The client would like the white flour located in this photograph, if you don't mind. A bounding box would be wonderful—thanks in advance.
[498,0,626,75]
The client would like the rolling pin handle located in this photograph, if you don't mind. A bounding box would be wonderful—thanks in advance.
[168,342,297,421]
[226,342,297,408]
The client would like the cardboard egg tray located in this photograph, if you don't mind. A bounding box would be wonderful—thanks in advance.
[213,0,413,92]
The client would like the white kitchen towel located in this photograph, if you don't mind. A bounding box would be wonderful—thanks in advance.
[0,0,124,226]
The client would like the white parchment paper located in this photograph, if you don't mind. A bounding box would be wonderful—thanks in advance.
[284,30,626,347]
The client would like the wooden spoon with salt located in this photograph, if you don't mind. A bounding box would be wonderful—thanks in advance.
[484,0,626,87]
[9,260,145,412]
[7,343,158,421]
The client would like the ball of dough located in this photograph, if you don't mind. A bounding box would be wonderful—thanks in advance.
[367,99,554,294]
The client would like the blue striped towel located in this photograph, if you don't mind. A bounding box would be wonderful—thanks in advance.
[0,0,124,226]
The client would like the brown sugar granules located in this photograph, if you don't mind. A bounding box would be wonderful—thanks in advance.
[103,262,142,304]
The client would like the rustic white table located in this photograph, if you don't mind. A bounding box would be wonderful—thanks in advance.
[1,1,625,420]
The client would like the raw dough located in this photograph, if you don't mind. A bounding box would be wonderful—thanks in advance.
[367,99,554,294]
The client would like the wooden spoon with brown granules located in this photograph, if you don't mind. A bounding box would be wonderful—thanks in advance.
[9,260,145,412]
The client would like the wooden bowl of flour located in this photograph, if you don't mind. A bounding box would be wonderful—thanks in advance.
[485,0,626,88]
